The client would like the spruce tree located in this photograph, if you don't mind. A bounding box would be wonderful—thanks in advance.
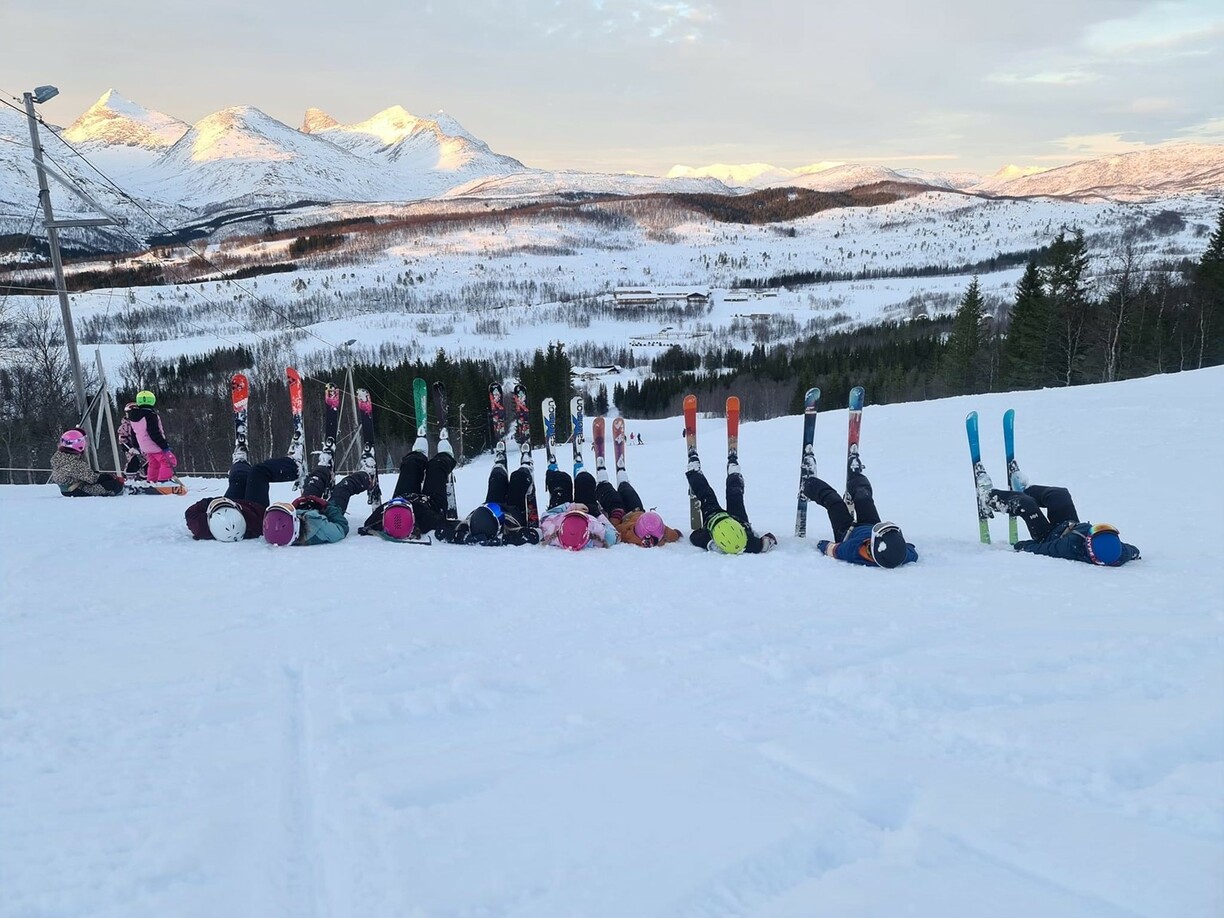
[945,276,984,394]
[1003,259,1049,389]
[1195,206,1224,367]
[1046,230,1092,386]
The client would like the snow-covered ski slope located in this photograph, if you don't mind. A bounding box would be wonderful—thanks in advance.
[2,370,1222,918]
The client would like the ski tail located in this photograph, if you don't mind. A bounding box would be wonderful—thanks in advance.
[570,396,585,478]
[842,386,864,523]
[794,386,820,538]
[611,416,626,479]
[593,416,607,478]
[231,373,250,463]
[433,381,458,518]
[489,382,507,447]
[1003,408,1018,545]
[726,396,740,474]
[966,410,991,544]
[541,397,558,472]
[683,394,700,529]
[286,367,306,490]
[317,382,340,468]
[412,378,428,452]
[357,388,381,505]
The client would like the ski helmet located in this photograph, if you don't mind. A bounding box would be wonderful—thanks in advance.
[709,513,747,555]
[382,497,416,540]
[135,390,156,407]
[634,511,666,546]
[468,503,503,541]
[206,497,247,542]
[1085,523,1123,565]
[558,511,591,551]
[869,521,906,568]
[58,428,87,453]
[262,501,300,546]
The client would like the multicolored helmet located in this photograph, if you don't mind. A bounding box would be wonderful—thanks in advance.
[206,497,247,542]
[262,501,300,546]
[634,511,665,546]
[869,521,906,568]
[709,513,747,555]
[1085,523,1123,565]
[135,390,156,407]
[58,428,87,453]
[558,511,591,551]
[382,497,416,540]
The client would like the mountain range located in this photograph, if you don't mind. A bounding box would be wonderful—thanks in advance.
[2,89,1222,234]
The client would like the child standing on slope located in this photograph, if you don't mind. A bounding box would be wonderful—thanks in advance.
[123,391,177,482]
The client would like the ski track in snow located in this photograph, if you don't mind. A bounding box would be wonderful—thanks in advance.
[1,370,1222,917]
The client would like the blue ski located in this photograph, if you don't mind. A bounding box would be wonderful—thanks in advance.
[966,410,992,544]
[1003,408,1018,545]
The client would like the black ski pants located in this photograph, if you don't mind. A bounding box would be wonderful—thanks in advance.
[484,465,534,525]
[392,451,455,510]
[992,484,1079,541]
[225,457,298,508]
[545,469,598,510]
[594,479,646,519]
[804,472,881,541]
[686,469,750,526]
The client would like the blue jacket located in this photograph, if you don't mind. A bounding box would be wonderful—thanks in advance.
[817,524,918,567]
[298,504,350,545]
[1015,521,1140,566]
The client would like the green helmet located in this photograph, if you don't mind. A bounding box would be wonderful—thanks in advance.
[709,513,748,555]
[135,390,156,407]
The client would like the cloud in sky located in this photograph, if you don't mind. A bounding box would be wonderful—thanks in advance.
[0,0,1219,175]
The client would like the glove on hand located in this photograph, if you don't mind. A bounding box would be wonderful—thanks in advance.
[293,495,328,511]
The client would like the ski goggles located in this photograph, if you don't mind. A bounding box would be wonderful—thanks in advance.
[1084,523,1122,565]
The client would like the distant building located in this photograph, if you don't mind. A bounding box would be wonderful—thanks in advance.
[613,287,710,307]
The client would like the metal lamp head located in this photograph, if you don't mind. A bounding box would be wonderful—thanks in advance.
[32,85,59,104]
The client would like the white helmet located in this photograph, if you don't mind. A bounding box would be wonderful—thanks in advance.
[207,497,247,542]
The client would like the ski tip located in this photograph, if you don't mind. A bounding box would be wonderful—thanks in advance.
[848,386,865,409]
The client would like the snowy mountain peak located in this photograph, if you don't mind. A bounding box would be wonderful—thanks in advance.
[667,163,798,186]
[300,107,340,134]
[61,89,188,150]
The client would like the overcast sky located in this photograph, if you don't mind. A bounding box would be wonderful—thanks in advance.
[2,0,1221,176]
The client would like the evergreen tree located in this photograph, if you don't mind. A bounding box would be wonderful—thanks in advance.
[1046,230,1092,386]
[1194,206,1224,367]
[1003,259,1050,389]
[945,276,984,394]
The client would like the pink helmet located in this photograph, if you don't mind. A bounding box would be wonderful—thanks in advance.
[59,429,87,453]
[262,502,300,546]
[634,511,665,545]
[382,498,416,540]
[558,511,592,551]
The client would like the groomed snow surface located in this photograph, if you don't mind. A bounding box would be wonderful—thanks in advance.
[2,370,1222,918]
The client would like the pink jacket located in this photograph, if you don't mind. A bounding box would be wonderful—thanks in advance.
[539,502,619,549]
[123,405,170,454]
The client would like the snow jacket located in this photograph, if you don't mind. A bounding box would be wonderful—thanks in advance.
[49,449,121,496]
[1014,520,1140,566]
[184,496,265,540]
[123,405,170,453]
[817,524,919,568]
[610,509,682,547]
[540,502,618,549]
[296,503,349,545]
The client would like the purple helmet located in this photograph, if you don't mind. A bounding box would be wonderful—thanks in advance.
[263,502,300,546]
[383,498,415,540]
[634,511,665,546]
[558,511,591,551]
[59,429,87,453]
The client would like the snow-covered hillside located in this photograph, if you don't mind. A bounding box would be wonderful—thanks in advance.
[978,143,1224,200]
[443,168,734,199]
[3,369,1221,917]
